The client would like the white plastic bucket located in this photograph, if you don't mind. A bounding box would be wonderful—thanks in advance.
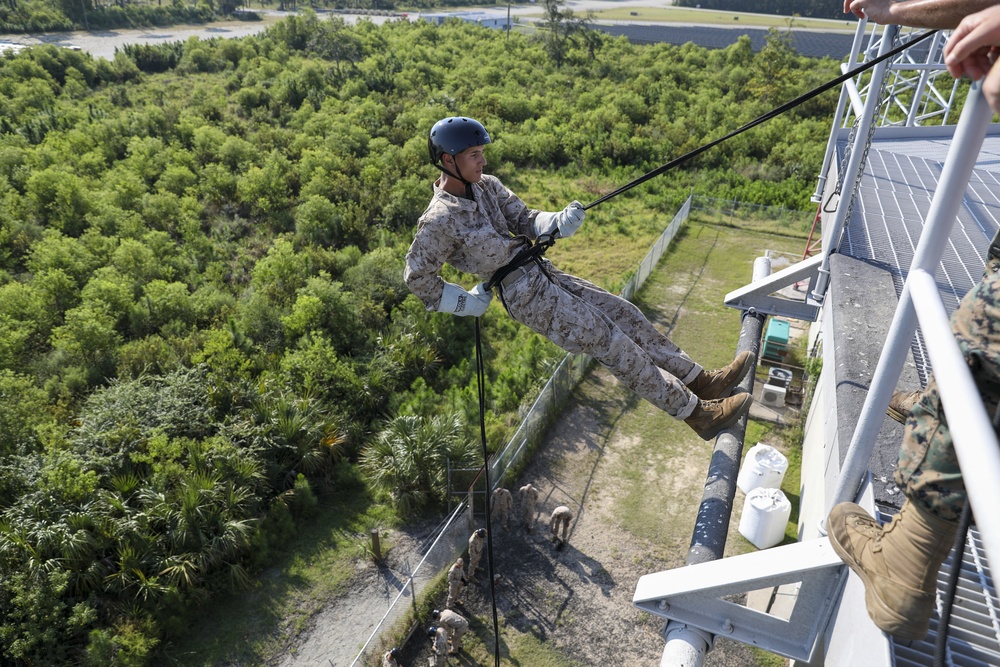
[737,443,788,494]
[739,487,791,550]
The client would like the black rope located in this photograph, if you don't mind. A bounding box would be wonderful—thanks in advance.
[474,317,502,667]
[934,502,973,667]
[583,29,938,212]
[459,29,936,666]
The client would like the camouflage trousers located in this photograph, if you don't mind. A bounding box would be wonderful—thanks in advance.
[898,267,1000,522]
[500,260,700,418]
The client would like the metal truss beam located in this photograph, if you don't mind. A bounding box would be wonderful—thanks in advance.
[634,538,846,663]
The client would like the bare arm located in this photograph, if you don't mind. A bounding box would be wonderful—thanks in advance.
[944,6,1000,110]
[845,0,1000,29]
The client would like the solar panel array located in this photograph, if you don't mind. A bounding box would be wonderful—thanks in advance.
[592,24,856,59]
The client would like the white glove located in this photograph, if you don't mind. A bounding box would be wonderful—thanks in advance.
[533,201,585,239]
[438,281,492,317]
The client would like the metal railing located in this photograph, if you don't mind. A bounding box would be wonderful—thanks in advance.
[348,195,693,667]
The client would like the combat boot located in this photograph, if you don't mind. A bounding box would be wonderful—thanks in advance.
[687,351,756,400]
[683,393,753,440]
[886,389,923,424]
[828,500,959,641]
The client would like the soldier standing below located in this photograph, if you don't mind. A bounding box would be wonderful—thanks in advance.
[549,505,573,545]
[382,647,402,667]
[431,608,469,655]
[491,486,514,530]
[519,483,539,532]
[446,557,466,608]
[427,626,449,666]
[467,528,486,580]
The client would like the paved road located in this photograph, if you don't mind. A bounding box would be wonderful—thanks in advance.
[0,10,394,60]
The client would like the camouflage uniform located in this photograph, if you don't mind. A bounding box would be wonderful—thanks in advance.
[550,505,573,543]
[437,609,469,652]
[519,483,539,531]
[382,650,401,667]
[446,558,465,607]
[431,626,450,666]
[898,266,1000,521]
[467,530,485,578]
[491,487,513,530]
[404,176,701,419]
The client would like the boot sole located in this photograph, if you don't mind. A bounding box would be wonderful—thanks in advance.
[695,393,752,441]
[828,506,931,641]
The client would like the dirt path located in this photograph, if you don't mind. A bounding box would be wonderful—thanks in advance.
[403,367,763,667]
[276,363,766,667]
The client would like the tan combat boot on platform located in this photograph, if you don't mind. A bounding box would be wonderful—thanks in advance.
[687,351,756,401]
[886,389,923,424]
[683,393,753,441]
[828,500,959,641]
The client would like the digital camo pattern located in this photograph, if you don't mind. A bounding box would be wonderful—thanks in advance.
[438,609,469,650]
[501,262,700,417]
[405,175,536,311]
[431,627,449,666]
[518,483,539,531]
[446,559,465,607]
[550,505,573,542]
[467,531,484,574]
[898,267,1000,521]
[404,174,701,419]
[490,487,513,529]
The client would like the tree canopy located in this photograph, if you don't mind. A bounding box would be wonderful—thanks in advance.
[0,14,841,664]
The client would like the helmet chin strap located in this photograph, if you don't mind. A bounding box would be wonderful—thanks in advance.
[435,160,475,200]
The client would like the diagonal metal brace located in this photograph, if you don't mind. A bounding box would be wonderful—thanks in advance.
[633,538,847,663]
[724,254,824,321]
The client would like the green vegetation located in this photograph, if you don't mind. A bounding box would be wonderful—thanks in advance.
[0,11,842,665]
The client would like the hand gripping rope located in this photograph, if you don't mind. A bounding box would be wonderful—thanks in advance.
[472,29,937,667]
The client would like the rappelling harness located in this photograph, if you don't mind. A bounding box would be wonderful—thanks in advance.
[464,28,942,667]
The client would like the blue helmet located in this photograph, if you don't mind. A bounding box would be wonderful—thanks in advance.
[428,117,492,164]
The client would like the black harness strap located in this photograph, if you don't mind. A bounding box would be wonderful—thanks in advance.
[486,234,558,310]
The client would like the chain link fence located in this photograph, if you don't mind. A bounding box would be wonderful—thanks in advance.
[689,195,815,235]
[348,195,692,667]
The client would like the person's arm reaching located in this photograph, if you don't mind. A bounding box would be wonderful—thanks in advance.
[944,6,1000,111]
[845,0,1000,29]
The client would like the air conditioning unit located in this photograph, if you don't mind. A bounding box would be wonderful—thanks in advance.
[760,383,787,408]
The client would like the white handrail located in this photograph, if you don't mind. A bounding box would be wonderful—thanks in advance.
[907,269,1000,569]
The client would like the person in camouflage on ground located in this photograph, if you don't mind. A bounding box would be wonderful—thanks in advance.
[431,608,469,654]
[404,117,756,441]
[491,486,514,530]
[549,505,573,545]
[382,647,402,667]
[828,4,1000,643]
[445,557,466,608]
[466,528,486,580]
[427,626,449,666]
[518,483,539,532]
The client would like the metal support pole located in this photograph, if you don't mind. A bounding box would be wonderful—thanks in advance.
[906,31,942,127]
[660,256,768,666]
[830,83,994,510]
[812,18,870,203]
[810,24,899,304]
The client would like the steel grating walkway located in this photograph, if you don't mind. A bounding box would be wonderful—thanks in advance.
[836,130,1000,666]
[895,525,1000,667]
[838,133,1000,386]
